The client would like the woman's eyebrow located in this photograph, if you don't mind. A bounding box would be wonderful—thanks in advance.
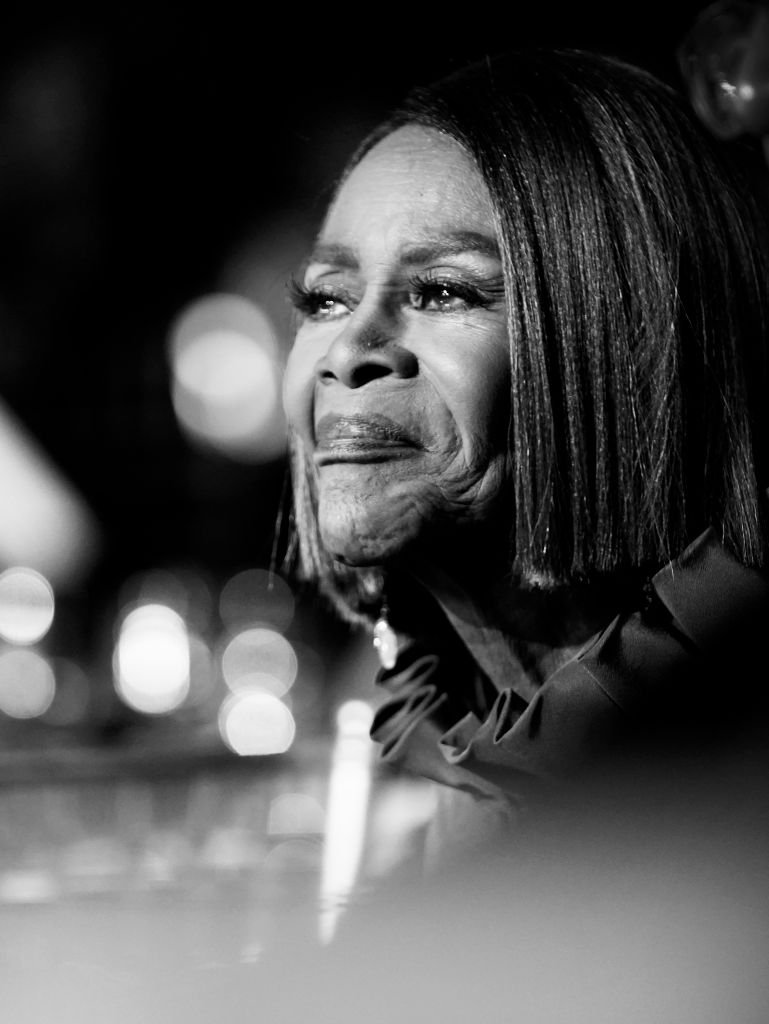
[399,232,501,265]
[307,233,500,270]
[307,242,359,269]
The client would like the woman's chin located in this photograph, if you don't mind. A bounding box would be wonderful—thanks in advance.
[318,506,421,568]
[320,528,415,568]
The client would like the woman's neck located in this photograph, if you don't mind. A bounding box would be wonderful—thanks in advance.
[393,553,630,689]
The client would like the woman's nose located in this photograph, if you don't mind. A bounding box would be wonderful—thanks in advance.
[315,311,417,388]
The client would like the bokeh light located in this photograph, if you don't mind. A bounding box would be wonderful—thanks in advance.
[0,566,55,645]
[114,603,190,715]
[336,699,375,738]
[219,567,295,634]
[221,627,298,697]
[319,699,376,945]
[218,690,296,756]
[168,293,287,463]
[0,648,56,718]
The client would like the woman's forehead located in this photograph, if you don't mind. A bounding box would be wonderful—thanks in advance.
[317,125,497,260]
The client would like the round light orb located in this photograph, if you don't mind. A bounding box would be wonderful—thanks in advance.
[114,603,190,715]
[0,648,56,718]
[221,627,298,697]
[218,690,296,756]
[0,566,55,645]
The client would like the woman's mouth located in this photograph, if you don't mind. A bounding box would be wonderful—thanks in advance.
[313,413,422,464]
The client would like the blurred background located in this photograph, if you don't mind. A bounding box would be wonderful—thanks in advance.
[1,1,769,1017]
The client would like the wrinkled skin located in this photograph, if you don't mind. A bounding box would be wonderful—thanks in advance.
[283,125,512,568]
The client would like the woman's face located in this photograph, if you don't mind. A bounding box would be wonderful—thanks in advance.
[283,124,511,566]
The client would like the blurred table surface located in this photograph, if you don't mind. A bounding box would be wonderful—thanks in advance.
[0,727,437,994]
[2,735,769,1024]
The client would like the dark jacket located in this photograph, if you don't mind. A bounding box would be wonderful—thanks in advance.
[370,527,769,862]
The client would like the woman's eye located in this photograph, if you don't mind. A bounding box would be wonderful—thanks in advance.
[288,280,353,320]
[308,293,350,319]
[410,280,487,313]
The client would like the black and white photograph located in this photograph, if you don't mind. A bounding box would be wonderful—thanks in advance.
[1,3,768,1020]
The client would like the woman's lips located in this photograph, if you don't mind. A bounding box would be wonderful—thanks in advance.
[313,413,422,463]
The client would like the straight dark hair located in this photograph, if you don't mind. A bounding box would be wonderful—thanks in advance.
[286,48,769,623]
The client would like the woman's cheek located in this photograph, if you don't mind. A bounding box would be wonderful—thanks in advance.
[433,350,511,466]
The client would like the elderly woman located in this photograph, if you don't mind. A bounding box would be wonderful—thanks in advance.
[282,48,769,856]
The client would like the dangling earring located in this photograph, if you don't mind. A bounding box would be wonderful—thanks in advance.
[373,597,398,670]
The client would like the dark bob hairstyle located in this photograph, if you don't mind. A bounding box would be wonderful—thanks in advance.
[285,48,769,625]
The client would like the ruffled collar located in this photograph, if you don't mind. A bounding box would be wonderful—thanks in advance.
[370,527,769,811]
